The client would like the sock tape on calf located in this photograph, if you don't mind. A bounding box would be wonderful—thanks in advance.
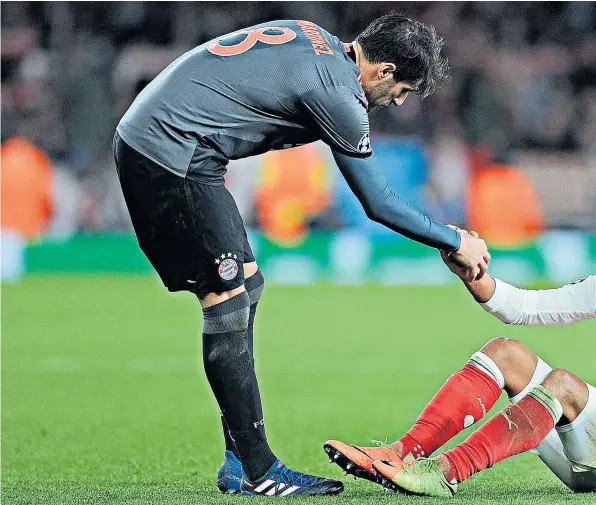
[245,269,265,305]
[528,385,564,424]
[468,351,506,389]
[202,291,250,334]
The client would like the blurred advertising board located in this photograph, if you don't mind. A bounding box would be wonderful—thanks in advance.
[21,230,596,286]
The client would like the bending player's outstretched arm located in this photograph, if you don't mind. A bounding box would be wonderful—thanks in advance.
[332,151,490,281]
[333,150,457,250]
[441,247,596,325]
[302,86,489,281]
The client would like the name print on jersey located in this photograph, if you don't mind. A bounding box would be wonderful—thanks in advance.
[296,20,334,56]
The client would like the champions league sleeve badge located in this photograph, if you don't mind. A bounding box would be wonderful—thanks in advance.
[215,252,239,280]
[357,132,371,154]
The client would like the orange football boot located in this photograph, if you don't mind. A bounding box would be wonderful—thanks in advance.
[323,440,402,485]
[372,458,457,497]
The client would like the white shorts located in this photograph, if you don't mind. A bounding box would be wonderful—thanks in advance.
[510,358,596,492]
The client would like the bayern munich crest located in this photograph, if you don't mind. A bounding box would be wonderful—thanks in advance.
[215,252,239,281]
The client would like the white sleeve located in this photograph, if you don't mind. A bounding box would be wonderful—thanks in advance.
[481,275,596,326]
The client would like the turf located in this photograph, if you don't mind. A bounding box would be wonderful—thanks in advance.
[2,276,595,504]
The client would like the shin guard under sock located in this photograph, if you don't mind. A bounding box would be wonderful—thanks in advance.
[203,291,275,480]
[396,353,504,459]
[444,385,563,482]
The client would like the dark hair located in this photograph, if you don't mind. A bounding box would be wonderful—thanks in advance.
[356,13,450,99]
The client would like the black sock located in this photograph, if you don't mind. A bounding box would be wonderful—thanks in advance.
[222,270,265,457]
[203,290,275,481]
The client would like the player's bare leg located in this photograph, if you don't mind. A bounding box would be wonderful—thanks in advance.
[205,262,274,489]
[434,368,587,477]
[199,262,258,309]
[326,336,584,486]
[375,338,595,494]
[485,344,595,492]
[217,262,262,491]
[480,337,544,400]
[388,337,549,460]
[244,261,259,279]
[214,262,343,495]
[325,341,512,483]
[200,277,278,483]
[540,369,589,422]
[201,285,247,308]
[374,368,595,497]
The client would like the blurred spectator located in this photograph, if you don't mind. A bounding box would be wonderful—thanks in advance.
[466,164,544,246]
[1,136,52,237]
[255,145,332,246]
[1,137,52,281]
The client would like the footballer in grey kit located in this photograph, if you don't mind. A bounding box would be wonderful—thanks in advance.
[113,14,490,496]
[118,19,373,182]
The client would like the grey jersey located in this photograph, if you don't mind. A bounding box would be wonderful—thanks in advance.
[117,20,371,183]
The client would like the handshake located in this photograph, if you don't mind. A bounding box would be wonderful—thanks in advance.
[442,226,491,283]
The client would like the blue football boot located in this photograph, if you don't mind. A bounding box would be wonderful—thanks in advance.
[240,459,344,496]
[217,450,243,493]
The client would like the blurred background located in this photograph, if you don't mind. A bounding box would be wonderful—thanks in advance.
[2,1,596,284]
[3,5,596,503]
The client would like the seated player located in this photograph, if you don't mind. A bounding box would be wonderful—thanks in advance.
[325,234,595,497]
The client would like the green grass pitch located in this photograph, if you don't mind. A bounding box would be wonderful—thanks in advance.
[2,276,595,504]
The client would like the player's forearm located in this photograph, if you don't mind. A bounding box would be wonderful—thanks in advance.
[367,188,461,251]
[481,275,596,326]
[333,151,461,251]
[462,274,496,303]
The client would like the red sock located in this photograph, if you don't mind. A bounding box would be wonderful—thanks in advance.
[443,392,558,482]
[395,364,502,459]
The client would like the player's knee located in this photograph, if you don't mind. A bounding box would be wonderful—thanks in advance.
[200,285,246,308]
[542,369,579,401]
[245,267,265,306]
[481,337,529,368]
[202,290,250,335]
[243,261,259,279]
